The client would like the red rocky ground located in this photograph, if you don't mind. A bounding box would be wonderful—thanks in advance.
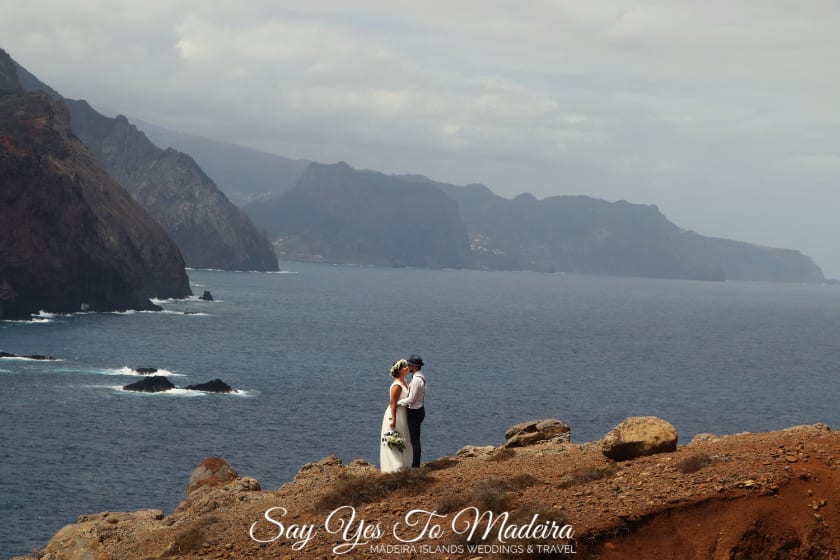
[17,424,840,560]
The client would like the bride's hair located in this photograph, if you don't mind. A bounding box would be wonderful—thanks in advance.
[390,359,408,377]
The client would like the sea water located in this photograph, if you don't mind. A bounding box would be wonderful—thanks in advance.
[2,263,839,556]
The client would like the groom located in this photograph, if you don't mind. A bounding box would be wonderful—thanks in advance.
[399,354,426,468]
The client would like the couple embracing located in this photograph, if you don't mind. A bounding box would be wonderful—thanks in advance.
[380,355,426,473]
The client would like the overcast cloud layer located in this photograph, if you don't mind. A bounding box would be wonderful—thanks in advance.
[3,1,839,275]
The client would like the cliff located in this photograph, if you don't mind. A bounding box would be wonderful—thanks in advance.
[17,422,840,559]
[246,162,472,268]
[0,54,191,319]
[244,160,824,281]
[64,100,279,271]
[437,181,825,282]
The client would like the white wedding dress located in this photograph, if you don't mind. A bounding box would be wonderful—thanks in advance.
[380,381,413,473]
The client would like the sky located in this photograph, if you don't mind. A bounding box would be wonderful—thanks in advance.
[2,1,839,276]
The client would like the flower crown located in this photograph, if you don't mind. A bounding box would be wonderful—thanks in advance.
[390,359,408,377]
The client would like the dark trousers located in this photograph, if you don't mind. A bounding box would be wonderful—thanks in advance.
[406,407,425,468]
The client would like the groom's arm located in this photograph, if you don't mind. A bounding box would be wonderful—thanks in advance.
[398,377,420,407]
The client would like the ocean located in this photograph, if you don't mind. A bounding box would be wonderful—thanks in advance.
[2,263,839,557]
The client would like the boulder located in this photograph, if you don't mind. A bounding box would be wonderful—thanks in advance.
[456,445,496,457]
[602,416,678,461]
[503,419,571,448]
[184,379,233,393]
[186,457,239,497]
[200,290,214,301]
[230,476,261,492]
[133,367,158,375]
[122,375,175,393]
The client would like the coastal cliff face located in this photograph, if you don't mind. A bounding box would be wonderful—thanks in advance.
[438,182,826,282]
[245,161,825,282]
[64,100,279,271]
[0,87,191,319]
[18,423,840,560]
[246,162,472,269]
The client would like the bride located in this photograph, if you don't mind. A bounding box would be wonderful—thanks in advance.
[380,359,413,472]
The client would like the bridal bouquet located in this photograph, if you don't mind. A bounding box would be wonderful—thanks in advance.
[382,430,406,452]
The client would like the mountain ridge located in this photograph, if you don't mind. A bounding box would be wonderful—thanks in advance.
[246,161,824,282]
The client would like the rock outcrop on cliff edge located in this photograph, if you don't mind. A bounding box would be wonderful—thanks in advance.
[0,51,191,320]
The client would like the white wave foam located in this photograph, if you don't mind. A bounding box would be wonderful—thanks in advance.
[139,310,210,316]
[151,296,205,304]
[0,356,62,362]
[111,386,206,397]
[229,389,258,398]
[3,316,54,324]
[103,367,183,377]
[188,267,296,274]
[30,366,186,377]
[107,366,139,376]
[50,366,185,377]
[186,295,222,303]
[34,310,58,318]
[92,383,253,397]
[160,294,221,303]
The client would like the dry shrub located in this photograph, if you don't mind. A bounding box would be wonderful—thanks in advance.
[557,463,618,489]
[676,454,714,474]
[164,524,204,556]
[488,447,516,462]
[424,457,459,471]
[508,473,540,490]
[316,469,434,512]
[436,493,469,514]
[472,478,511,511]
[436,475,539,516]
[163,514,219,556]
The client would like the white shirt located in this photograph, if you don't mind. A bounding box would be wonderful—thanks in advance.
[399,372,426,409]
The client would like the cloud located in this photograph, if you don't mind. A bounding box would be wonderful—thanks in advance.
[776,154,840,171]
